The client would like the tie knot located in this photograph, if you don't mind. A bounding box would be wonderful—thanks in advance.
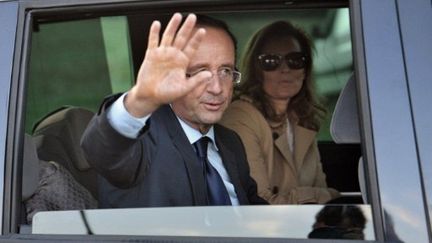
[194,136,210,159]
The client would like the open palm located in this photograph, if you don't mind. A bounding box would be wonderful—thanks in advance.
[126,13,211,117]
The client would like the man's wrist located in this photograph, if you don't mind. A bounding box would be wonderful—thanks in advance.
[124,87,160,118]
[107,93,150,139]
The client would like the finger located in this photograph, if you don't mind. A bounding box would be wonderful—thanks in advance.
[160,13,182,46]
[183,28,206,58]
[173,13,197,50]
[186,70,212,88]
[147,20,161,50]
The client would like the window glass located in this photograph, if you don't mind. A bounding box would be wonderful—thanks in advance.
[32,205,374,240]
[212,9,352,142]
[26,17,134,133]
[24,7,370,240]
[26,9,352,140]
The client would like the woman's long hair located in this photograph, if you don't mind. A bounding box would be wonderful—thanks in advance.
[236,21,326,131]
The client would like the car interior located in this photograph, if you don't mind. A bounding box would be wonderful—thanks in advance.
[32,106,97,199]
[19,4,366,235]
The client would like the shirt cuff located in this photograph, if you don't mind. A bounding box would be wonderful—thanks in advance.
[106,92,150,139]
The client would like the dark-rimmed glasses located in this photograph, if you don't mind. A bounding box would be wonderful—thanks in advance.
[257,52,308,71]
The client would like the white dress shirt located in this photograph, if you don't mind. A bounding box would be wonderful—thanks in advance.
[107,93,239,205]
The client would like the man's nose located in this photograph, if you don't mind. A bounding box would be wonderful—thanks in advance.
[206,73,223,94]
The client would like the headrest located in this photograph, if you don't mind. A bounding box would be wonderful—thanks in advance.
[22,134,40,201]
[32,106,94,171]
[330,74,361,144]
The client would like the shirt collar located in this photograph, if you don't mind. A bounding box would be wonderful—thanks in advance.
[176,116,218,150]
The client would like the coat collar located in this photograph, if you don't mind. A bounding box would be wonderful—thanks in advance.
[176,116,218,150]
[237,95,317,171]
[293,125,316,170]
[274,122,316,172]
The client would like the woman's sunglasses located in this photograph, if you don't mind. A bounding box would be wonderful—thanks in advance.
[257,52,308,71]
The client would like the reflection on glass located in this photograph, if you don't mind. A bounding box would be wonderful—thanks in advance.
[383,210,404,243]
[308,205,366,240]
[32,205,374,240]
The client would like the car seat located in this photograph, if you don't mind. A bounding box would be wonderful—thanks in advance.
[22,133,98,226]
[32,106,98,198]
[330,74,368,203]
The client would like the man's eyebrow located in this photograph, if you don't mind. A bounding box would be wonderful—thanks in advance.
[220,63,236,69]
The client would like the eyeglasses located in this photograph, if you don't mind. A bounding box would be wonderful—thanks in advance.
[257,52,308,71]
[186,67,242,84]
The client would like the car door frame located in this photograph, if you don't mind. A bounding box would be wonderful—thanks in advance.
[0,0,430,242]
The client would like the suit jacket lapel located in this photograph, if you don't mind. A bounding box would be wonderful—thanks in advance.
[214,127,248,204]
[158,106,207,205]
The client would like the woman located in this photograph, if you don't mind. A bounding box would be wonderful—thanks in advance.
[220,21,339,204]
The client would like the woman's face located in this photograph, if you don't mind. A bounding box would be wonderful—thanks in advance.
[260,36,305,103]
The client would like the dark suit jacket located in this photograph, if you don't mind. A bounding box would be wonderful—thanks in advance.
[81,95,267,208]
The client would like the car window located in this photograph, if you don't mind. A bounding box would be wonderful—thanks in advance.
[26,16,134,133]
[32,205,375,239]
[25,9,352,142]
[213,9,353,142]
[21,4,374,241]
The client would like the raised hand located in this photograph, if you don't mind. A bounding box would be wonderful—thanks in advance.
[125,13,212,118]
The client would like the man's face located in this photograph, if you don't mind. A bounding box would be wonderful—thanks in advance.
[172,26,235,133]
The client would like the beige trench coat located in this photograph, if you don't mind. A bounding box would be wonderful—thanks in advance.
[220,98,339,204]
